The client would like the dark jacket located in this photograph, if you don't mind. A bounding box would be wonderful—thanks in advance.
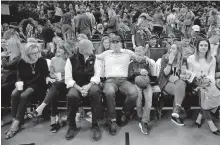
[106,15,119,34]
[17,57,49,90]
[128,59,151,82]
[69,53,96,86]
[157,54,182,90]
[1,55,21,84]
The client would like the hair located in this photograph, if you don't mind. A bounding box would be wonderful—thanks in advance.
[22,42,41,64]
[97,36,110,54]
[7,37,22,60]
[168,43,183,67]
[77,33,88,41]
[108,8,116,18]
[216,44,220,63]
[56,41,71,60]
[195,39,213,63]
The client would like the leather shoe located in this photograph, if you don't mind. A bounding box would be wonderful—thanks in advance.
[92,125,101,141]
[65,126,79,140]
[212,130,220,136]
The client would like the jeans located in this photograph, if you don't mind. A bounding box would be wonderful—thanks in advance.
[163,79,186,114]
[43,81,67,116]
[66,84,103,127]
[11,87,35,123]
[103,78,138,120]
[135,84,153,123]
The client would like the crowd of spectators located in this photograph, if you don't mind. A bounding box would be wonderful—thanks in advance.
[1,0,220,141]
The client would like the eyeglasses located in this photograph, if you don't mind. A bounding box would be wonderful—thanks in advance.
[29,51,40,57]
[111,40,120,44]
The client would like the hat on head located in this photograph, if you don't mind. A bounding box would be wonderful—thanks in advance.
[192,25,200,32]
[110,35,121,42]
[78,39,94,51]
[139,13,148,20]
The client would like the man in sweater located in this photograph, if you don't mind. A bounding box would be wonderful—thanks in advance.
[64,39,103,141]
[75,5,93,39]
[96,35,138,135]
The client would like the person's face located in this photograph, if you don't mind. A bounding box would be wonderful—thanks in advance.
[182,38,191,46]
[135,47,145,61]
[150,38,157,46]
[137,17,143,25]
[167,36,174,44]
[77,36,84,42]
[198,41,209,54]
[111,40,121,53]
[56,47,65,57]
[103,39,110,50]
[29,47,40,62]
[69,4,73,9]
[170,44,178,55]
[79,47,93,56]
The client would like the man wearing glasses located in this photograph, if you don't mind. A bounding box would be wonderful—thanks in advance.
[96,35,139,135]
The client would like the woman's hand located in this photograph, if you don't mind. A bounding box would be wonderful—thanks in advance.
[168,52,175,64]
[46,77,56,84]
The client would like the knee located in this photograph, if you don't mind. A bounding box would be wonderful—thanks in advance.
[11,89,20,99]
[103,85,116,97]
[89,84,101,97]
[127,86,138,100]
[177,80,186,88]
[66,89,80,101]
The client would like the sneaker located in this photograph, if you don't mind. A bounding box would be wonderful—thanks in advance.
[50,123,60,133]
[138,122,149,135]
[92,124,101,141]
[172,105,181,118]
[65,126,79,140]
[171,116,184,126]
[109,121,117,136]
[119,113,129,127]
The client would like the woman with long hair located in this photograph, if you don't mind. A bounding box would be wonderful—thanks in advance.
[2,38,22,107]
[30,42,72,133]
[5,42,49,139]
[216,44,220,89]
[187,39,220,135]
[158,43,186,126]
[96,36,111,54]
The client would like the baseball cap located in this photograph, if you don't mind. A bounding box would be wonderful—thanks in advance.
[110,35,121,42]
[192,25,200,32]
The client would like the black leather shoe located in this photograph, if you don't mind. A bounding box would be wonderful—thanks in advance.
[92,125,101,141]
[194,122,202,128]
[119,114,129,127]
[212,130,220,136]
[109,121,117,136]
[65,126,79,140]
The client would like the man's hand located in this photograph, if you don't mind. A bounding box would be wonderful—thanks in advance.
[140,69,148,76]
[81,83,92,97]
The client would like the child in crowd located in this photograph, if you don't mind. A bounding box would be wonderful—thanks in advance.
[128,46,153,135]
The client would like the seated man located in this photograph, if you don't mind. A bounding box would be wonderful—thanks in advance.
[65,39,103,141]
[96,35,138,135]
[128,46,153,135]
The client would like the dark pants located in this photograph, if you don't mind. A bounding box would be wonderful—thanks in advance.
[66,84,103,127]
[43,81,67,117]
[103,78,138,120]
[11,88,35,123]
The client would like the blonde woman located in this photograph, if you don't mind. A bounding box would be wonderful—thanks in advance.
[96,36,110,54]
[158,43,186,126]
[5,42,49,139]
[30,42,71,133]
[187,39,220,135]
[2,38,22,107]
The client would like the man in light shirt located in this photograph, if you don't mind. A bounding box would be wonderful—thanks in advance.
[64,39,103,141]
[96,35,138,135]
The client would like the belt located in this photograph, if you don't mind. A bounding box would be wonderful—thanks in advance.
[107,77,127,80]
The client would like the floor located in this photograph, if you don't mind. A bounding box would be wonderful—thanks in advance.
[1,111,220,145]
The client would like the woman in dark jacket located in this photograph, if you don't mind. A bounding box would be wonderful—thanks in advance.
[158,43,186,126]
[1,38,22,107]
[5,42,49,139]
